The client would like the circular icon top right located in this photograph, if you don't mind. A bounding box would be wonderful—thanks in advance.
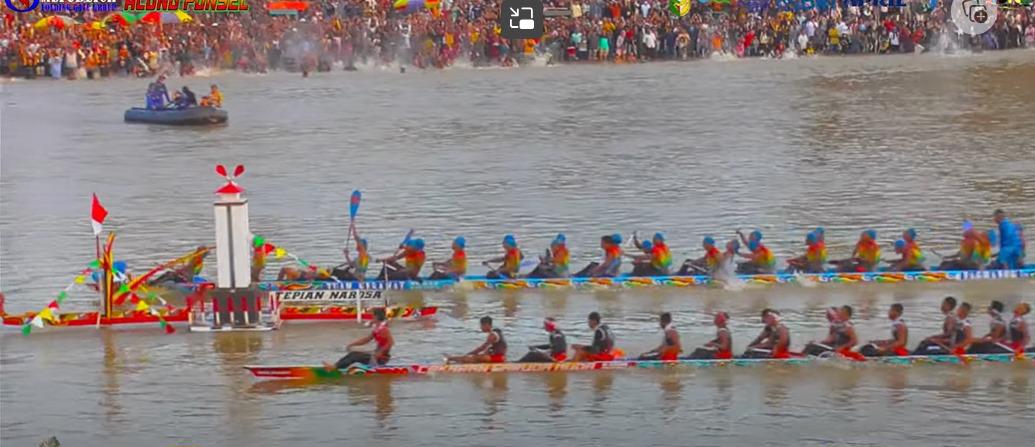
[950,0,999,36]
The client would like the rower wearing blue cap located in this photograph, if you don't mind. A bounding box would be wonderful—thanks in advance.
[736,228,763,252]
[574,234,623,278]
[992,210,1026,270]
[431,236,468,280]
[814,227,826,244]
[680,236,721,275]
[379,235,426,281]
[787,231,828,274]
[884,238,926,272]
[484,234,523,279]
[335,225,371,281]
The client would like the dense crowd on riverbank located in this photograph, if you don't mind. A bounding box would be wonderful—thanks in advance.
[2,1,1033,79]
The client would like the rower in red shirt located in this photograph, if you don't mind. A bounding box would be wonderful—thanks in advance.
[637,312,681,361]
[323,308,394,371]
[686,312,733,359]
[447,316,508,364]
[572,312,619,361]
[858,303,910,357]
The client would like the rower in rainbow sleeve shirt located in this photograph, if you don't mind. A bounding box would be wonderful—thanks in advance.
[529,233,570,278]
[885,236,926,272]
[735,229,776,274]
[936,221,991,271]
[628,232,672,276]
[333,225,370,281]
[430,236,467,280]
[484,234,523,279]
[786,230,827,273]
[678,236,722,275]
[379,238,425,280]
[574,234,623,277]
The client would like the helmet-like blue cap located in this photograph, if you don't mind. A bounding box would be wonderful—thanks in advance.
[611,233,623,244]
[748,240,760,251]
[864,229,877,240]
[454,236,466,249]
[814,227,825,235]
[750,230,763,241]
[412,238,425,250]
[554,233,566,244]
[703,236,716,246]
[905,228,917,240]
[894,239,906,250]
[359,238,368,247]
[806,232,817,244]
[653,232,665,242]
[503,234,516,247]
[642,240,653,251]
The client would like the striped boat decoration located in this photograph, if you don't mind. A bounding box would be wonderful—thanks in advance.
[244,354,1034,380]
[236,268,1035,292]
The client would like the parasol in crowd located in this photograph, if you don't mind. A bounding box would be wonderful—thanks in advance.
[139,11,193,25]
[33,15,80,30]
[393,0,440,14]
[102,11,140,27]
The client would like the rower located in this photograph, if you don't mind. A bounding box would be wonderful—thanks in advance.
[786,231,827,273]
[737,229,763,248]
[678,236,721,275]
[685,312,733,359]
[802,307,844,357]
[637,312,681,361]
[736,239,776,275]
[913,296,959,355]
[529,234,570,279]
[574,235,623,278]
[430,236,467,280]
[967,301,1013,354]
[832,230,881,272]
[858,303,909,357]
[518,317,568,362]
[379,238,425,281]
[484,234,523,279]
[742,309,792,359]
[630,233,672,277]
[323,307,393,371]
[200,84,223,108]
[884,239,926,272]
[936,221,985,271]
[833,305,864,360]
[333,225,370,281]
[991,209,1025,270]
[1007,303,1031,353]
[572,312,619,361]
[446,316,507,364]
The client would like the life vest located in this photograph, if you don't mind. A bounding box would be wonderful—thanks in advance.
[452,249,467,277]
[372,321,392,358]
[404,248,425,274]
[704,246,722,271]
[552,245,570,275]
[502,247,521,275]
[651,242,672,271]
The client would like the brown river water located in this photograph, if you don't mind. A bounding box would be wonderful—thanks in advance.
[2,51,1035,446]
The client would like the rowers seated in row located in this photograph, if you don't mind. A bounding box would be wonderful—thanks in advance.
[802,306,865,360]
[636,312,681,361]
[518,317,568,362]
[883,229,927,272]
[786,231,828,274]
[966,300,1021,354]
[936,221,994,271]
[735,229,776,275]
[830,230,881,273]
[323,308,393,371]
[330,225,371,281]
[527,234,570,279]
[429,236,467,280]
[677,236,722,276]
[447,316,508,364]
[858,303,910,357]
[684,312,733,360]
[378,238,426,281]
[572,234,623,278]
[170,86,198,109]
[626,233,672,277]
[913,297,969,355]
[483,234,523,279]
[1005,303,1032,354]
[742,309,793,359]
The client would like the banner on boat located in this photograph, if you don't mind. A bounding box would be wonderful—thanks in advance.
[269,289,385,303]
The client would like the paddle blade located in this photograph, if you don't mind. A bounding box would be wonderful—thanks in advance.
[349,190,362,219]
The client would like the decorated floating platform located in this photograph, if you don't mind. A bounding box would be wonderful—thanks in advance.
[244,354,1035,380]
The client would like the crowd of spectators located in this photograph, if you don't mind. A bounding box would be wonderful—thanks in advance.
[1,0,1032,79]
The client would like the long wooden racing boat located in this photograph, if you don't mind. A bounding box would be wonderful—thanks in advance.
[245,353,1034,380]
[235,268,1035,292]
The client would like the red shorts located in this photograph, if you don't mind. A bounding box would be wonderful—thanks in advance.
[837,347,867,362]
[488,354,506,363]
[552,352,568,362]
[952,347,966,356]
[585,352,616,362]
[772,349,790,359]
[715,350,733,360]
[892,346,909,356]
[659,351,679,361]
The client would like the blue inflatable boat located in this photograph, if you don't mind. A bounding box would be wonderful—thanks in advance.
[124,107,228,125]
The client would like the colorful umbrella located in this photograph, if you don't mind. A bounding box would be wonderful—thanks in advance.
[393,0,440,14]
[139,11,193,25]
[32,15,79,30]
[102,11,139,27]
[269,1,309,15]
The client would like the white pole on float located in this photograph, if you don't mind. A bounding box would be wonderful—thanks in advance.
[213,164,251,327]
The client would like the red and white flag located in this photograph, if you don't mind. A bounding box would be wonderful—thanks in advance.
[91,194,108,236]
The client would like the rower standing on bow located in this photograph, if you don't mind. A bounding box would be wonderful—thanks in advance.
[430,236,467,280]
[686,312,733,359]
[967,301,1014,354]
[447,316,508,364]
[324,308,393,371]
[742,309,793,359]
[572,312,620,361]
[518,317,568,362]
[484,234,523,279]
[637,312,681,360]
[858,303,910,357]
